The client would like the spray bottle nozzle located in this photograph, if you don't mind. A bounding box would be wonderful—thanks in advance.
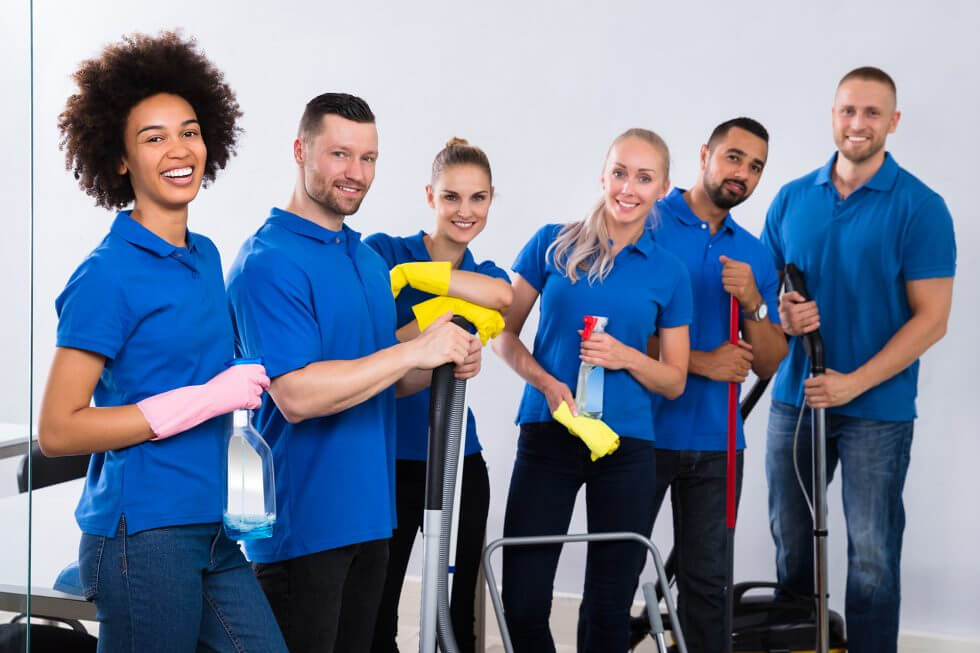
[582,315,598,340]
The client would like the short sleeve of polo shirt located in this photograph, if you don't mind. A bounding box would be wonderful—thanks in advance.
[56,256,130,360]
[657,252,693,329]
[474,259,511,283]
[513,224,561,291]
[902,193,956,280]
[230,250,320,379]
[761,189,787,272]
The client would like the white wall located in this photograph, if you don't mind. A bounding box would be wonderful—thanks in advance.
[3,0,978,639]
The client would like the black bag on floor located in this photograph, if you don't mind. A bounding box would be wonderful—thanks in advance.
[0,615,97,653]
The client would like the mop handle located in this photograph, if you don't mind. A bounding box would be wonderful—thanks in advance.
[726,295,738,528]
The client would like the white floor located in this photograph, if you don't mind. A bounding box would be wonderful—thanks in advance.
[396,578,980,653]
[5,585,979,652]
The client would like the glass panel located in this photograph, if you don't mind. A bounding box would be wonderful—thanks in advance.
[0,1,34,650]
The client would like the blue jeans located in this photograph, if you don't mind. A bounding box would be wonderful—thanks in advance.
[652,449,743,653]
[502,422,658,653]
[767,400,914,653]
[78,516,286,653]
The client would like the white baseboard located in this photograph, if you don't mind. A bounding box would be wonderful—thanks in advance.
[898,632,980,653]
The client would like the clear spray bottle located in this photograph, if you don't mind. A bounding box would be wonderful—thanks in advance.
[223,358,276,541]
[575,315,609,419]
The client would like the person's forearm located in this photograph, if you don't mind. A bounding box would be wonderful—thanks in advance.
[492,331,555,392]
[624,346,687,399]
[270,342,418,423]
[448,270,513,312]
[742,320,788,379]
[39,405,153,457]
[849,312,949,396]
[687,349,716,379]
[395,368,433,397]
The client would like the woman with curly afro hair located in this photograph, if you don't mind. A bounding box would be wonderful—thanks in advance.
[38,32,287,652]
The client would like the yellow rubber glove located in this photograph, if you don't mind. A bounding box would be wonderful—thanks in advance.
[552,401,620,461]
[412,296,505,345]
[390,261,452,299]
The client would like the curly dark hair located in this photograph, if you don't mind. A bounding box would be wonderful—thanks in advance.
[58,31,243,209]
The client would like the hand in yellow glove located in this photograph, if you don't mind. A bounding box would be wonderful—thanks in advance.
[552,401,620,461]
[412,296,505,345]
[390,261,452,299]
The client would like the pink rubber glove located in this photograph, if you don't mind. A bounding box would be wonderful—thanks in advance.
[137,364,270,440]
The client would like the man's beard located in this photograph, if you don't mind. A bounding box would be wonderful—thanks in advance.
[838,134,886,165]
[704,177,748,211]
[305,174,366,217]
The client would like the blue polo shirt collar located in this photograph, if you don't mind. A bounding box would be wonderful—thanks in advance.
[625,223,658,257]
[267,207,362,248]
[404,230,477,270]
[815,151,899,191]
[661,187,736,235]
[111,211,198,257]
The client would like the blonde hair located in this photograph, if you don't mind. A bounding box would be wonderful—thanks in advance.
[546,128,670,284]
[431,137,492,184]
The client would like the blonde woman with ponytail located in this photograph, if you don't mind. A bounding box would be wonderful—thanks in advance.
[492,129,692,652]
[365,138,512,653]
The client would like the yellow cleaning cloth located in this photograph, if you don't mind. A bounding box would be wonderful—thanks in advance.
[390,261,452,299]
[412,296,505,346]
[553,401,620,461]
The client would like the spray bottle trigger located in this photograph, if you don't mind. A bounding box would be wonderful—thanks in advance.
[582,315,598,340]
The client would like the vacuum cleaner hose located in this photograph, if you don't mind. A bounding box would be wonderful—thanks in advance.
[425,315,474,653]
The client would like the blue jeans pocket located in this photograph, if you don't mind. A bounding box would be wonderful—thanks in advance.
[78,532,106,601]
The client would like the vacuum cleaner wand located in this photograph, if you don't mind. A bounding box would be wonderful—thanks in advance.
[420,315,474,653]
[783,264,825,374]
[784,263,830,653]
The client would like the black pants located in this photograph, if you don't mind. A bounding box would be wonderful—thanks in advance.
[502,422,657,653]
[253,538,388,653]
[652,449,743,653]
[371,453,490,653]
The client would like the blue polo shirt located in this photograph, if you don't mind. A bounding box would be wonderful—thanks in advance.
[649,189,781,451]
[226,208,399,562]
[364,231,510,461]
[762,153,956,420]
[56,212,233,537]
[513,224,692,441]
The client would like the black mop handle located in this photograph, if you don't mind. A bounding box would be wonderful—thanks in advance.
[784,264,825,374]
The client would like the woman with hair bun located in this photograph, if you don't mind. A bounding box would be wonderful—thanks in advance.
[492,129,692,651]
[366,137,512,653]
[38,32,286,652]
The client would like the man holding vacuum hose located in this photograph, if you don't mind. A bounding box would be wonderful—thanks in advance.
[643,117,787,652]
[226,93,482,653]
[762,67,956,653]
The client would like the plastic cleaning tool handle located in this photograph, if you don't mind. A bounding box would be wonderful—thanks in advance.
[223,358,276,541]
[784,264,825,373]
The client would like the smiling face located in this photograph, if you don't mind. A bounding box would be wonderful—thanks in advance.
[300,114,379,220]
[700,126,768,210]
[833,78,900,165]
[118,93,207,214]
[600,136,670,228]
[427,164,492,247]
